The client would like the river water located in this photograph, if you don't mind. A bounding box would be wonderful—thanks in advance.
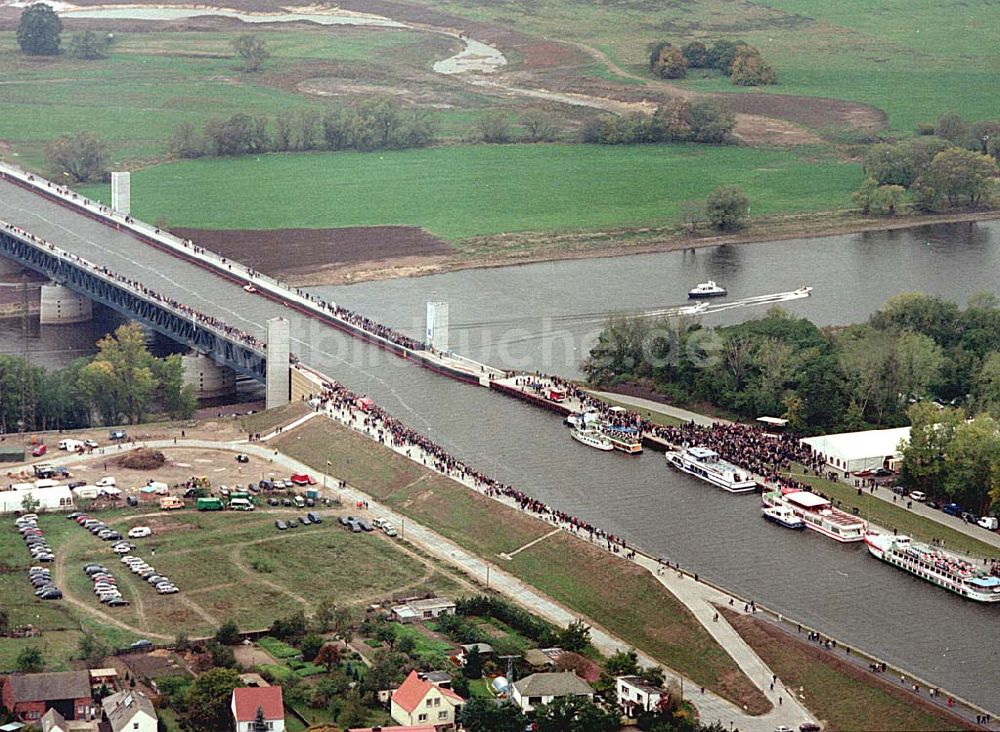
[317,220,1000,377]
[2,174,997,711]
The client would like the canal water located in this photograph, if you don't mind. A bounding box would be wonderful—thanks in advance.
[311,219,1000,709]
[4,208,998,708]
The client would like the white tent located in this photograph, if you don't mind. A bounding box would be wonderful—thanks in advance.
[0,485,73,513]
[801,427,911,474]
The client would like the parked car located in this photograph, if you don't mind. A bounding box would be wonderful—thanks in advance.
[908,490,927,502]
[109,430,128,441]
[977,516,999,531]
[961,511,979,524]
[275,520,288,531]
[873,467,894,477]
[84,439,99,448]
[287,518,299,529]
[130,639,153,651]
[31,444,47,457]
[128,526,152,538]
[356,519,373,532]
[942,503,962,516]
[300,515,312,526]
[890,485,907,496]
[306,512,323,524]
[235,453,250,463]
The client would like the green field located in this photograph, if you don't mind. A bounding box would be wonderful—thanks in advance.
[406,0,1000,131]
[79,144,858,240]
[0,506,463,670]
[0,27,464,167]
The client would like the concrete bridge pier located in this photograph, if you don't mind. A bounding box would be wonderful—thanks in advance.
[266,317,290,409]
[182,351,237,400]
[38,283,92,324]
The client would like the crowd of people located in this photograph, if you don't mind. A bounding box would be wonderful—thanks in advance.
[27,170,426,356]
[521,373,815,481]
[311,377,635,555]
[1,221,265,350]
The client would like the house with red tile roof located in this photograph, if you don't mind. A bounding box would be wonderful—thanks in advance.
[389,671,464,729]
[230,686,284,732]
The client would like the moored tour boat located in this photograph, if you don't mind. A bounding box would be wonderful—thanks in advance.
[864,531,1000,602]
[570,428,614,452]
[688,280,727,299]
[564,409,601,429]
[600,425,643,454]
[762,487,865,542]
[665,445,757,493]
[762,505,805,530]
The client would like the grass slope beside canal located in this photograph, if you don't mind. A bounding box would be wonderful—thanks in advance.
[78,145,859,241]
[721,609,976,731]
[270,416,772,713]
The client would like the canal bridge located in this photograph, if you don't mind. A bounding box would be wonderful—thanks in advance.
[0,163,496,407]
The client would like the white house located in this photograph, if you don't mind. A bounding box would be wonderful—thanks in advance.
[615,675,668,715]
[101,690,157,732]
[390,597,456,623]
[390,670,464,729]
[231,687,284,732]
[510,671,593,713]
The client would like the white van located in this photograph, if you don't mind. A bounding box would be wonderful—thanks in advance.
[978,516,999,531]
[229,497,254,511]
[95,477,116,488]
[908,490,927,502]
[58,439,84,451]
[146,481,169,495]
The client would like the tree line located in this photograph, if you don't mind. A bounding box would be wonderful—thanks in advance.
[581,98,736,146]
[168,97,436,159]
[649,39,777,86]
[0,323,195,433]
[16,3,113,59]
[857,114,998,214]
[902,405,1000,514]
[584,292,1000,437]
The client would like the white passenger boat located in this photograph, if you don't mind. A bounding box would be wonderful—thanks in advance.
[564,409,601,429]
[570,428,614,452]
[865,532,1000,602]
[762,505,805,530]
[600,426,643,454]
[688,280,727,299]
[762,488,865,542]
[665,446,756,493]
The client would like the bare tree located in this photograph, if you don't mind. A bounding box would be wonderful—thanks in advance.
[232,34,270,73]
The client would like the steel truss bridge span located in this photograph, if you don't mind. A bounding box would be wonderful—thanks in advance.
[0,222,267,379]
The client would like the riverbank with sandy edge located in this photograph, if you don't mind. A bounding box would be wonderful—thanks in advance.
[183,208,1000,288]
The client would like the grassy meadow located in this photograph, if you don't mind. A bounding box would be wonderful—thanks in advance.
[0,27,466,168]
[0,506,463,670]
[411,0,1000,131]
[79,144,859,240]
